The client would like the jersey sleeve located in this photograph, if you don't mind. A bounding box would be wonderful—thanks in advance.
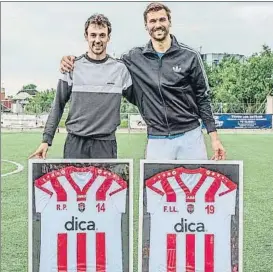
[108,178,128,213]
[121,65,137,106]
[121,66,132,91]
[189,51,216,134]
[145,177,165,214]
[42,72,72,146]
[217,178,238,215]
[34,176,54,213]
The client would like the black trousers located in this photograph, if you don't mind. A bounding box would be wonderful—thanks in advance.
[63,133,117,159]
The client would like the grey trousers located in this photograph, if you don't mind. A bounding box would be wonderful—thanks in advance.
[146,126,208,160]
[63,133,117,159]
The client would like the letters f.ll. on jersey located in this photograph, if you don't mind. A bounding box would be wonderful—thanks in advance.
[34,166,127,272]
[145,167,238,272]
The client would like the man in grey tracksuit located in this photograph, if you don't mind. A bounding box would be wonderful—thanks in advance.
[30,14,133,159]
[60,3,226,161]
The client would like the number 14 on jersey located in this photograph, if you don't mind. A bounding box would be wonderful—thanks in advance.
[96,203,106,212]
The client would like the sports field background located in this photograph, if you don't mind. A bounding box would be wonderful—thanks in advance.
[1,132,273,272]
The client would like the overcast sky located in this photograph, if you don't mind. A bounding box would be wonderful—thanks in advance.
[1,1,273,96]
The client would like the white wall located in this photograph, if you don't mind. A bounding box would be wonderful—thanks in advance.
[1,113,48,128]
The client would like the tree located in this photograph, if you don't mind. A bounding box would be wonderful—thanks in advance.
[204,45,273,113]
[18,84,38,96]
[244,45,273,102]
[25,88,56,114]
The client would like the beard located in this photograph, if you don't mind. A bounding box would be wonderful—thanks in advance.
[149,26,169,42]
[90,41,105,55]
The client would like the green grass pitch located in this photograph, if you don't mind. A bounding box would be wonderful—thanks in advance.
[1,132,273,272]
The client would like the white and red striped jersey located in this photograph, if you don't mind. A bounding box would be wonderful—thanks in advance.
[34,166,127,272]
[145,167,237,272]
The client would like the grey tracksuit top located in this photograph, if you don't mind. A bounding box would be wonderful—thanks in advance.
[43,54,133,146]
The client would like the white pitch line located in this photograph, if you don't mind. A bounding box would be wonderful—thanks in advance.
[1,159,24,177]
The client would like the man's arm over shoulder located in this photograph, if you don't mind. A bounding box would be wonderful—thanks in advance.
[119,49,132,63]
[119,47,144,105]
[190,51,216,134]
[43,73,72,146]
[119,47,142,66]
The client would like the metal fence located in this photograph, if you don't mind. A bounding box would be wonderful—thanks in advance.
[211,103,266,114]
[1,103,268,130]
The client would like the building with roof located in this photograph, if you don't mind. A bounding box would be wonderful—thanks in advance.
[1,87,12,112]
[201,53,245,66]
[11,91,32,113]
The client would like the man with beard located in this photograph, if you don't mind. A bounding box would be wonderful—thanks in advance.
[60,3,226,161]
[29,14,133,159]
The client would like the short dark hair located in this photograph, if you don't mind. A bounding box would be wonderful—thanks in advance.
[143,2,171,23]
[85,13,112,35]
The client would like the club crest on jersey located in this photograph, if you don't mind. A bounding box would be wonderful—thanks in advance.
[78,202,85,212]
[187,204,194,214]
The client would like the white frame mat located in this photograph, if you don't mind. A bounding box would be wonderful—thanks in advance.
[138,160,243,272]
[28,159,134,272]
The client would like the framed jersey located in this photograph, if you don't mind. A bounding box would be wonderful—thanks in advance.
[28,159,133,272]
[138,160,243,272]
